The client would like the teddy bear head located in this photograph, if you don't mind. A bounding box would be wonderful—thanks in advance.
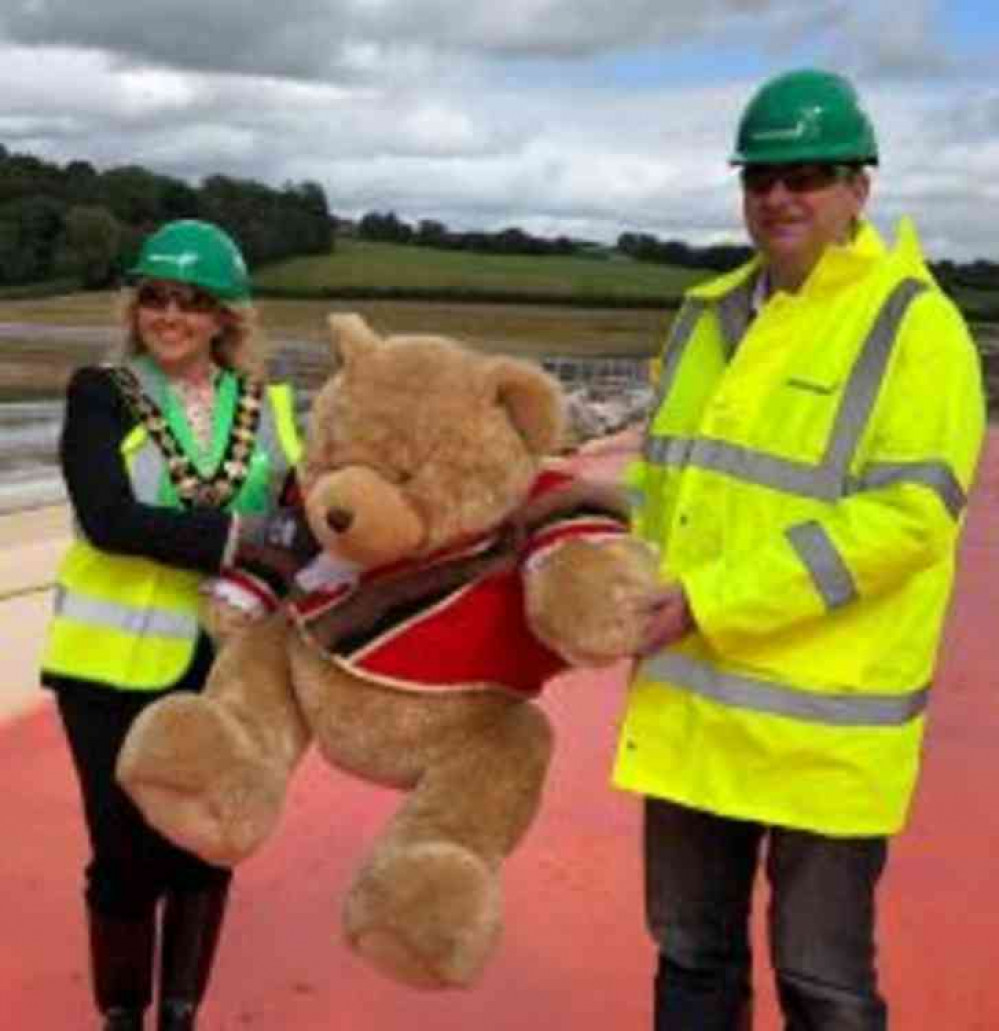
[298,314,566,568]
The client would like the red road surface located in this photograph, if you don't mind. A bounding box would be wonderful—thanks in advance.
[3,431,999,1029]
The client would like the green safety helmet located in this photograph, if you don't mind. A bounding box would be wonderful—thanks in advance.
[129,219,251,301]
[730,69,878,167]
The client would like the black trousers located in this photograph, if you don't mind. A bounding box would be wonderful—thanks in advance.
[646,797,888,1031]
[57,684,231,920]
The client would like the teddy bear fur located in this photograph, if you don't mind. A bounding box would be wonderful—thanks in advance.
[117,313,659,989]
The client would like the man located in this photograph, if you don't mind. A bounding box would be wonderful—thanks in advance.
[614,68,985,1030]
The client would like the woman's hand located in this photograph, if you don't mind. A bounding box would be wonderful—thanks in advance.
[234,508,321,592]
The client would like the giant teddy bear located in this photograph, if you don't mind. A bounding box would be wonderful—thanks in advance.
[117,313,659,989]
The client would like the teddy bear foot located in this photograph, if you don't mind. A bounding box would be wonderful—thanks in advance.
[343,841,502,989]
[116,693,286,866]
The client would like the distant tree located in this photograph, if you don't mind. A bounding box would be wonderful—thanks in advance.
[63,160,99,205]
[160,180,201,221]
[358,210,413,244]
[0,153,64,204]
[98,165,168,226]
[0,195,65,283]
[55,205,124,288]
[416,219,449,247]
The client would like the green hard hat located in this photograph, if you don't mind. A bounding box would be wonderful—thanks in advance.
[730,69,879,167]
[129,219,251,301]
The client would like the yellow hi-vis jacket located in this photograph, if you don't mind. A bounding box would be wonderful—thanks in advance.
[42,363,301,691]
[614,219,985,836]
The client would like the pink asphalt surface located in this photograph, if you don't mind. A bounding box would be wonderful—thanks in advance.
[3,430,999,1029]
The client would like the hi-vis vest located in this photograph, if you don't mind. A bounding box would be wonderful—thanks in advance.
[613,219,985,835]
[42,361,301,691]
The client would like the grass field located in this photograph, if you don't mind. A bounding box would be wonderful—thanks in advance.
[254,238,708,301]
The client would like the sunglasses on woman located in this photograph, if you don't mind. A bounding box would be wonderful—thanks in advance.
[136,283,219,314]
[740,164,857,196]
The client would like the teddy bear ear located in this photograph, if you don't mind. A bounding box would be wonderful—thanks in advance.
[486,358,566,457]
[327,313,382,369]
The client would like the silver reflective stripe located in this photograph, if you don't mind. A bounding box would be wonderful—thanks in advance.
[127,359,165,406]
[124,359,169,502]
[131,442,164,503]
[257,390,290,490]
[651,301,706,414]
[714,278,754,357]
[644,278,933,504]
[786,520,857,609]
[850,461,966,519]
[821,278,927,477]
[645,435,967,516]
[642,650,929,727]
[54,586,198,639]
[645,435,843,499]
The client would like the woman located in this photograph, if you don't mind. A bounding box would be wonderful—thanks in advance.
[40,219,314,1031]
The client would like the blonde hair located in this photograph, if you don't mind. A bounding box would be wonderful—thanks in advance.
[111,285,269,380]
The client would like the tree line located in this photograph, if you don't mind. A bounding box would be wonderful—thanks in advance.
[353,210,756,271]
[353,210,999,291]
[354,211,580,257]
[0,145,333,289]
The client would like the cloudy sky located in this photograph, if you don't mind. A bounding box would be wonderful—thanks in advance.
[0,0,996,260]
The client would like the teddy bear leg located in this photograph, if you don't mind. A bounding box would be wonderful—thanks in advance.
[116,614,311,867]
[343,702,554,989]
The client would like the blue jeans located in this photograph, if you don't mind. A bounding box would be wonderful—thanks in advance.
[645,798,888,1030]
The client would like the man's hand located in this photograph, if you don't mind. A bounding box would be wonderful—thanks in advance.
[636,584,695,656]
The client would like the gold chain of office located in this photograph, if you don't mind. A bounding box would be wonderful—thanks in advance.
[109,365,264,509]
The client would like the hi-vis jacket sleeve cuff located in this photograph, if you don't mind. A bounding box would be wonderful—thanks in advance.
[683,534,830,654]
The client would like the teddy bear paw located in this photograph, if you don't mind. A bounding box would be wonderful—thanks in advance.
[343,841,502,989]
[116,693,285,866]
[526,537,660,665]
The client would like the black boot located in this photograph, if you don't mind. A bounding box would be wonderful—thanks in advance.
[158,884,230,1031]
[88,907,155,1031]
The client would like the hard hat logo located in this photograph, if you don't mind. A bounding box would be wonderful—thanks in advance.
[146,251,200,270]
[751,106,822,143]
[730,69,878,167]
[129,220,251,302]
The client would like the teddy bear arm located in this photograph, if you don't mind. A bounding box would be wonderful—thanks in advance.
[524,536,662,666]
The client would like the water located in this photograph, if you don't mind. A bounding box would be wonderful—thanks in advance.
[0,401,64,512]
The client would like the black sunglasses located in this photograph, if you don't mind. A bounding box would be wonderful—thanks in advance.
[136,283,219,314]
[740,164,857,196]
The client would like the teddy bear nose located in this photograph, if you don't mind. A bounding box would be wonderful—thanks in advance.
[327,508,354,533]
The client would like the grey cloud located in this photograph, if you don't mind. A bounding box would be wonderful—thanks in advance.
[0,0,973,87]
[0,10,992,261]
[1,0,836,77]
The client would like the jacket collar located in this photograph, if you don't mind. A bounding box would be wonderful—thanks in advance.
[687,218,931,306]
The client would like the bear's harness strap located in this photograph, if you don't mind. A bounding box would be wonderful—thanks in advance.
[289,474,629,661]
